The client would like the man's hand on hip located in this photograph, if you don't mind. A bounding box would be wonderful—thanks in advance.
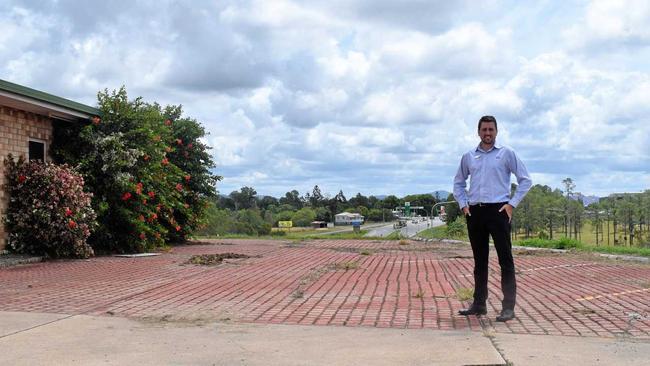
[463,206,471,216]
[499,204,513,223]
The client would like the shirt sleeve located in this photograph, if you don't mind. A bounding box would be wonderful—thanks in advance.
[507,149,532,208]
[453,153,470,209]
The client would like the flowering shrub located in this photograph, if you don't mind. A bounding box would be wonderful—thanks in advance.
[50,87,219,253]
[3,155,96,258]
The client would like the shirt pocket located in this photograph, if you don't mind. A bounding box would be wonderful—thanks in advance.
[468,154,482,175]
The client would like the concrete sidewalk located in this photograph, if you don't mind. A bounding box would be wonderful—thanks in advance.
[1,311,503,366]
[1,311,648,365]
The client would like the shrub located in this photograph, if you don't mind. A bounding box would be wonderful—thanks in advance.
[516,237,581,249]
[50,88,219,253]
[291,207,316,227]
[3,155,96,258]
[446,217,466,238]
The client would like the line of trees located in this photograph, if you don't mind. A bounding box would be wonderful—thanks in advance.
[197,185,446,236]
[510,178,650,247]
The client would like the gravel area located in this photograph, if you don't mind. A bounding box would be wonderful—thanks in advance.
[0,252,43,268]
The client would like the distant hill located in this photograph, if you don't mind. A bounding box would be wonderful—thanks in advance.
[374,191,451,200]
[571,193,600,207]
[431,190,452,200]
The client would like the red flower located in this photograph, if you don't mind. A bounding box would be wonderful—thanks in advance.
[135,182,143,194]
[162,158,169,166]
[143,154,150,161]
[175,225,181,232]
[139,232,146,240]
[142,199,147,205]
[156,204,162,212]
[184,175,191,182]
[175,183,183,192]
[122,192,132,201]
[138,215,145,222]
[187,143,193,149]
[176,138,183,146]
[68,220,77,229]
[164,119,172,126]
[92,116,101,125]
[65,208,73,217]
[148,191,155,199]
[18,175,26,183]
[147,213,158,223]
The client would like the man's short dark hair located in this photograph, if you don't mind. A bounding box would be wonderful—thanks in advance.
[478,115,497,130]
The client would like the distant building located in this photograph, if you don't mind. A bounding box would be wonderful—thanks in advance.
[311,221,327,229]
[334,212,364,225]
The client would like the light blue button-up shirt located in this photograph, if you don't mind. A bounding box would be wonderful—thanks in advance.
[453,143,532,209]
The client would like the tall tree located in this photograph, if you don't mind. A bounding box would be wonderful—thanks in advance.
[310,185,324,207]
[279,190,303,209]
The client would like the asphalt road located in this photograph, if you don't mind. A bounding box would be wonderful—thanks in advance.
[365,217,445,238]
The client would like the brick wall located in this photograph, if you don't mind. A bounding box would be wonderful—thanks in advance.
[0,106,53,251]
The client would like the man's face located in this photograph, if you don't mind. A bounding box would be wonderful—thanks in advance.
[478,121,497,146]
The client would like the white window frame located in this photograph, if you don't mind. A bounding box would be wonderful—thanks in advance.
[28,138,47,162]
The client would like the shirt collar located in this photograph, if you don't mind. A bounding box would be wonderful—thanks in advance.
[475,143,502,153]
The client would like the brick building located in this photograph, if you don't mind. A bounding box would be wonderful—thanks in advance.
[0,79,99,251]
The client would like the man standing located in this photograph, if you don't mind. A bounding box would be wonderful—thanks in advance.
[453,115,532,322]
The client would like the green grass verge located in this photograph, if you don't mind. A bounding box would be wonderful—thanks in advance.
[418,225,469,241]
[416,225,650,257]
[194,229,399,241]
[515,238,650,257]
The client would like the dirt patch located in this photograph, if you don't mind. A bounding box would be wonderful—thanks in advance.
[329,261,360,271]
[187,240,236,246]
[185,253,254,266]
[290,265,332,299]
[136,311,236,327]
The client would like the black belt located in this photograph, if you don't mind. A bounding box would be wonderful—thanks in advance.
[470,202,507,207]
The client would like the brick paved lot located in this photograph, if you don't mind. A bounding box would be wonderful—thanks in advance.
[1,239,649,339]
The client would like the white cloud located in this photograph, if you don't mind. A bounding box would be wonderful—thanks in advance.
[564,0,650,50]
[0,0,648,197]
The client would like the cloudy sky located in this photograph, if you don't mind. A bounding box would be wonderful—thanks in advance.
[2,0,649,198]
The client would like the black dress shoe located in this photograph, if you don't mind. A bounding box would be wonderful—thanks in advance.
[458,305,487,316]
[496,309,515,322]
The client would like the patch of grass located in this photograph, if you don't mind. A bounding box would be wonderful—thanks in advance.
[384,231,402,240]
[455,287,474,301]
[186,253,252,266]
[418,225,469,241]
[516,238,650,257]
[398,240,410,245]
[359,249,373,256]
[330,261,360,271]
[516,237,581,249]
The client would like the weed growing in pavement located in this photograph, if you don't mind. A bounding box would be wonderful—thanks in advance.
[359,249,373,256]
[455,287,474,301]
[330,261,360,271]
[412,290,424,299]
[398,240,409,245]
